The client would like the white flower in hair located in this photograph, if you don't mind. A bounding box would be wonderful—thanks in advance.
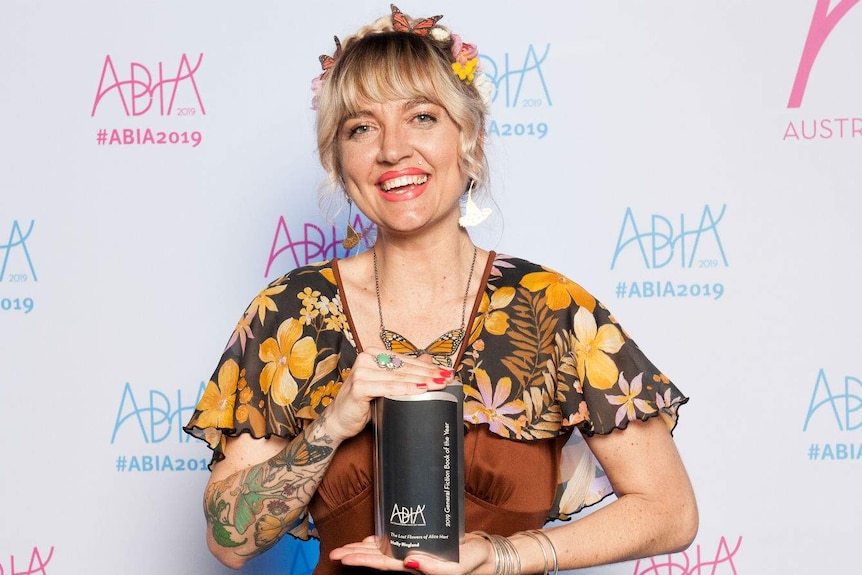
[430,26,451,42]
[472,73,494,111]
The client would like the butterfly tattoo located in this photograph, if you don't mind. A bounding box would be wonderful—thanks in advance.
[275,438,332,471]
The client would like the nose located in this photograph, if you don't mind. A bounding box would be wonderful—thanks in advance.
[376,124,412,165]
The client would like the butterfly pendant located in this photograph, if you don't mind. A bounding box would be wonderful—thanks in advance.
[390,4,443,36]
[380,328,464,368]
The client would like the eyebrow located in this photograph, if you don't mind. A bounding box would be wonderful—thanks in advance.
[343,98,437,121]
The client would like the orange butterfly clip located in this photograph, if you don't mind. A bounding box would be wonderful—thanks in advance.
[390,4,443,36]
[318,36,343,76]
[380,328,464,368]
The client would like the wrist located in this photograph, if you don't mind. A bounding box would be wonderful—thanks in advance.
[474,532,520,575]
[309,408,349,446]
[513,530,558,575]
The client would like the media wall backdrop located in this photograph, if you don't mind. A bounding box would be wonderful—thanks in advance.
[2,1,860,573]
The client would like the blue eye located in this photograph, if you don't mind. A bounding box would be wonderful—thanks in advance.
[348,124,370,137]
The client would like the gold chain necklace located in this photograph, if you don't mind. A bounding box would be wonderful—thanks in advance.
[373,245,478,368]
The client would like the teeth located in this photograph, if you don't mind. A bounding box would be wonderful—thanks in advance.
[380,174,428,192]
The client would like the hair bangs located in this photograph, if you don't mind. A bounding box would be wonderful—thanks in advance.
[315,28,489,212]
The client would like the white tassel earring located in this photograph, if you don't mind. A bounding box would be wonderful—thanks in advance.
[458,180,491,227]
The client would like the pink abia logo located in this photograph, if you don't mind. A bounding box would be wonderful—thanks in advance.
[90,53,206,117]
[788,0,859,108]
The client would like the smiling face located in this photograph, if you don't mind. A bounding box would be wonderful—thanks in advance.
[339,97,466,235]
[316,31,488,216]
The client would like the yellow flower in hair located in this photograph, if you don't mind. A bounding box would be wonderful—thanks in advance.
[452,57,479,83]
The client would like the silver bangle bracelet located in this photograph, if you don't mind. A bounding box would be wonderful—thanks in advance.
[475,531,522,575]
[516,530,549,575]
[530,529,560,575]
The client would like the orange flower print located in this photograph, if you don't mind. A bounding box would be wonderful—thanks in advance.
[248,284,288,325]
[310,380,342,409]
[562,400,590,427]
[298,287,321,310]
[464,368,526,438]
[471,287,515,341]
[195,359,239,429]
[226,313,254,353]
[318,266,337,285]
[572,307,624,390]
[520,268,596,312]
[259,318,317,406]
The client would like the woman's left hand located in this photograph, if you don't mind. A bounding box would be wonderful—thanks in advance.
[330,534,494,575]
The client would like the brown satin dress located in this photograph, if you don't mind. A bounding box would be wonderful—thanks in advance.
[308,422,570,575]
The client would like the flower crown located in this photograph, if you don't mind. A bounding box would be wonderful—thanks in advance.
[311,4,493,111]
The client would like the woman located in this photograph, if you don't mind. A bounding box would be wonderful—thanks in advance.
[184,6,698,574]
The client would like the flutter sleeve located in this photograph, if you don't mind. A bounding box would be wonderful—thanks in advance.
[496,258,688,519]
[552,294,688,518]
[183,262,355,469]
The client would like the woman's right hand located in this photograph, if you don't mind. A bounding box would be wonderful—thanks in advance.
[323,347,454,441]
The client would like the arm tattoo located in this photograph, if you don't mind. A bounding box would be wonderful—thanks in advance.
[204,416,336,555]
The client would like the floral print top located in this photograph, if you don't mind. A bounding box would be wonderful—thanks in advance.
[184,253,687,519]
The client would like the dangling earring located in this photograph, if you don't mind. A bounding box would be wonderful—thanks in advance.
[342,196,361,250]
[458,180,491,227]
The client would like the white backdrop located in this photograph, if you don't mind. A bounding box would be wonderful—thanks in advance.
[2,1,861,574]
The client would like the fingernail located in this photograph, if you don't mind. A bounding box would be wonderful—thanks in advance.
[416,383,428,390]
[439,369,453,377]
[405,559,420,569]
[433,377,446,384]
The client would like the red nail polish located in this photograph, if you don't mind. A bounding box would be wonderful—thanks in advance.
[416,383,428,390]
[433,377,446,384]
[405,559,420,569]
[439,369,453,377]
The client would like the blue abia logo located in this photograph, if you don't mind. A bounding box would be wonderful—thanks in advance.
[481,44,552,109]
[803,368,862,462]
[265,214,376,278]
[110,381,205,444]
[481,44,552,141]
[803,369,862,432]
[1,219,38,282]
[610,205,729,270]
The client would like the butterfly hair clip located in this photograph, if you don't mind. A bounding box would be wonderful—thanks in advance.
[311,5,493,111]
[390,4,443,36]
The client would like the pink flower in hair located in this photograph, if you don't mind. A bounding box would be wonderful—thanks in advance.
[310,75,324,110]
[451,33,464,59]
[452,34,480,68]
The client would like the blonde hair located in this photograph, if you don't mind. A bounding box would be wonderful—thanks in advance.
[315,13,489,211]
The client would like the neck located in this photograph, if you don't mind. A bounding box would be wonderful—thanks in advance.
[372,229,476,285]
